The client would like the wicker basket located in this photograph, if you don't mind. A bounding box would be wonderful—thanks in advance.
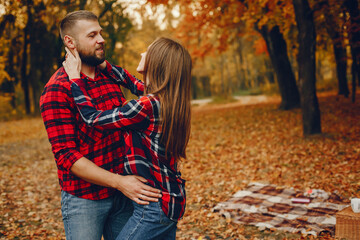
[336,206,360,240]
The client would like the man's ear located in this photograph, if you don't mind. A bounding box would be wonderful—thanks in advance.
[63,35,76,49]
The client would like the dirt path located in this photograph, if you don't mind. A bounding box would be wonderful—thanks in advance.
[192,91,340,112]
[192,95,281,112]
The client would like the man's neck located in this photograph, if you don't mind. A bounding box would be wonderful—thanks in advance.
[81,63,96,79]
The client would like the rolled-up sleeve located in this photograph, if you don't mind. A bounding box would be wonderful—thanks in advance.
[40,81,83,171]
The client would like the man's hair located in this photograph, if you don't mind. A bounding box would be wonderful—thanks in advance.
[59,10,98,39]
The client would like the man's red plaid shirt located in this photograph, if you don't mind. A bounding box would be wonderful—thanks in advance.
[40,61,144,200]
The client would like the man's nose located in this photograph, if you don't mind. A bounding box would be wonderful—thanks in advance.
[97,35,105,44]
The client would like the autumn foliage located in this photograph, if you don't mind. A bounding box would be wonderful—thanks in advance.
[1,0,360,238]
[0,93,359,239]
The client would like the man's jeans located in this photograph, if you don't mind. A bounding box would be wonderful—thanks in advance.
[61,190,133,240]
[115,201,177,240]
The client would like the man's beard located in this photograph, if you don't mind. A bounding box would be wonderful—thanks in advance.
[78,48,105,67]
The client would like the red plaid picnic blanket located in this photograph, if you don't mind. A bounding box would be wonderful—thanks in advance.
[213,182,349,236]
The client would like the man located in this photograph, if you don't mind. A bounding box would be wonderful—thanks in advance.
[40,10,161,240]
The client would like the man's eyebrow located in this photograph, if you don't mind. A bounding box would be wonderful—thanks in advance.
[86,28,102,36]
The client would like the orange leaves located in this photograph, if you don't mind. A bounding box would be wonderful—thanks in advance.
[148,0,298,60]
[191,42,214,59]
[254,38,268,55]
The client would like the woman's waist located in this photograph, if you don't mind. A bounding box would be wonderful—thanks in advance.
[123,158,185,195]
[124,156,181,178]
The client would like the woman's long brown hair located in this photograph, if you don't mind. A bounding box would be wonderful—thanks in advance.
[144,37,192,161]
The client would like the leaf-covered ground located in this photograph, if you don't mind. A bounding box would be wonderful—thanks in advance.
[0,93,359,239]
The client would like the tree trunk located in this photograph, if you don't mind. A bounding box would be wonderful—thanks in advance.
[225,55,232,96]
[21,15,31,114]
[233,53,242,90]
[0,14,15,37]
[7,39,17,108]
[293,0,321,135]
[219,55,225,95]
[257,25,300,109]
[200,76,211,97]
[236,38,248,89]
[333,43,349,97]
[257,25,301,110]
[79,0,87,10]
[191,76,198,99]
[264,58,275,84]
[323,1,349,97]
[344,0,360,102]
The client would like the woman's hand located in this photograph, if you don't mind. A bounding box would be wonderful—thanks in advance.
[62,47,81,80]
[98,60,107,70]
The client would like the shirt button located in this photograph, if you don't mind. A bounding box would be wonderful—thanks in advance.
[94,81,97,84]
[100,96,103,99]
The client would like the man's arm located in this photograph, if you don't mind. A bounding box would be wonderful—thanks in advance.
[71,157,161,205]
[40,79,84,171]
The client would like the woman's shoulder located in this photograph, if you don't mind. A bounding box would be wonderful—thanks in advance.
[138,94,160,105]
[135,94,160,113]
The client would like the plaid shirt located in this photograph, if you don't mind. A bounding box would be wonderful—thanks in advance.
[40,61,144,200]
[71,68,186,221]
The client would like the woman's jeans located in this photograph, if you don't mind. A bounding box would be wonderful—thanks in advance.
[61,190,133,240]
[116,201,177,240]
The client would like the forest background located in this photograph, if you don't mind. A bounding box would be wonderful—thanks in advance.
[0,0,359,130]
[0,0,360,239]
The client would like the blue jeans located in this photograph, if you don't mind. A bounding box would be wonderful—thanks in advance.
[61,190,133,240]
[116,201,177,240]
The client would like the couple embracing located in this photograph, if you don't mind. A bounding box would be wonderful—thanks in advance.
[40,10,192,240]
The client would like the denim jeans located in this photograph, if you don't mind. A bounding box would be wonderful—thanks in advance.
[116,201,177,240]
[61,190,133,240]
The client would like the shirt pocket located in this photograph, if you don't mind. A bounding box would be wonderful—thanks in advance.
[107,90,126,109]
[77,121,105,146]
[94,83,126,110]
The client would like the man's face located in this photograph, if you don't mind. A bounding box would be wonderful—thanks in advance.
[72,20,105,66]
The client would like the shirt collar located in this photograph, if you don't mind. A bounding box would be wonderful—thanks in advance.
[80,67,105,82]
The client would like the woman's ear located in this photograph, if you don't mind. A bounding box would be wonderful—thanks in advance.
[63,35,76,49]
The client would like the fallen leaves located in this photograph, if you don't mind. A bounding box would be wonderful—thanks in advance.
[177,93,359,239]
[0,93,359,239]
[0,126,63,239]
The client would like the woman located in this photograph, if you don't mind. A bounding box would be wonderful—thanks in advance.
[63,37,192,239]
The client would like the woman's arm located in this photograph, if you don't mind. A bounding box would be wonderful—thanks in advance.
[71,79,150,130]
[102,62,144,96]
[63,48,150,130]
[63,48,144,97]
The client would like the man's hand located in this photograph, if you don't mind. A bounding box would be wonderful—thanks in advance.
[114,175,162,205]
[70,157,161,205]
